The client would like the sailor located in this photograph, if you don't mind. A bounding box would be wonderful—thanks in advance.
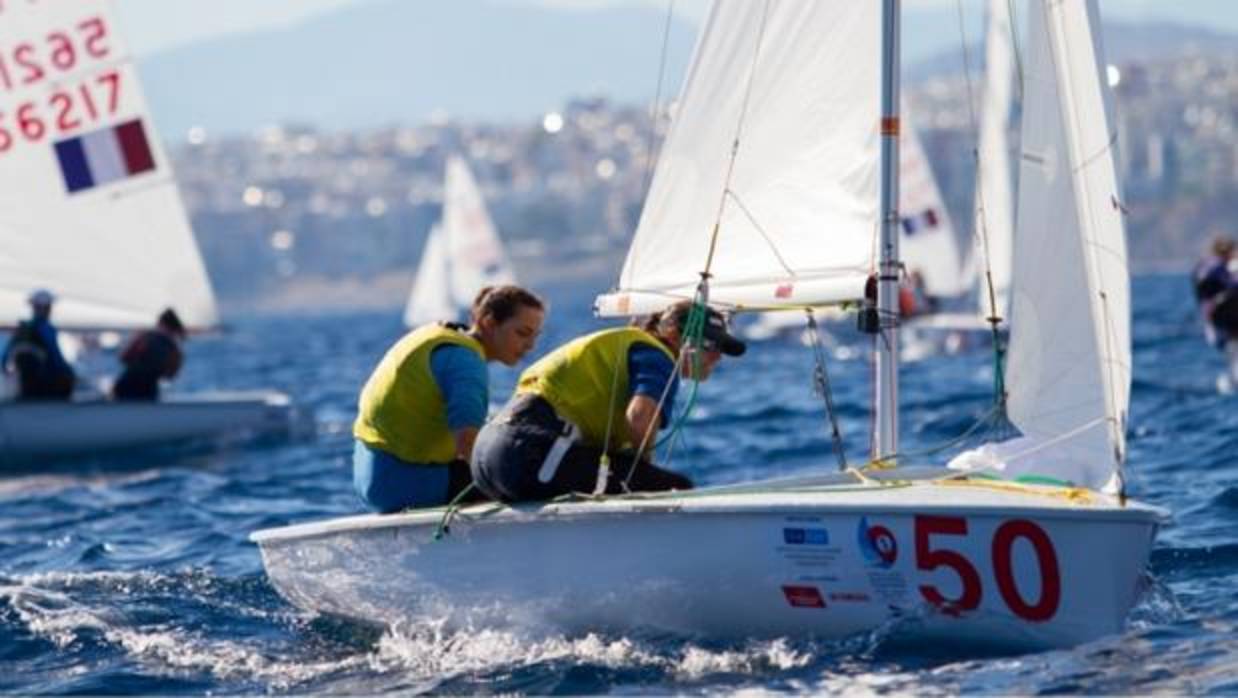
[1,289,76,400]
[112,308,188,401]
[470,300,745,504]
[353,285,545,513]
[1194,235,1238,348]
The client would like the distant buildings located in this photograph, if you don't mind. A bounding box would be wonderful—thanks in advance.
[172,49,1238,306]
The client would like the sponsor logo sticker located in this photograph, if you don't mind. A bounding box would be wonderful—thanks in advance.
[857,516,898,568]
[783,527,830,545]
[781,585,826,609]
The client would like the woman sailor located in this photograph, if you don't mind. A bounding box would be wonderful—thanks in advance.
[353,285,545,512]
[470,300,745,503]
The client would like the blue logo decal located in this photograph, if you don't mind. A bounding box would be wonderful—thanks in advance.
[783,527,829,545]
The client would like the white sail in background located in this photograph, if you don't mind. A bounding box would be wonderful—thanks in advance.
[596,2,880,316]
[403,224,455,327]
[998,0,1131,492]
[403,156,515,327]
[0,0,217,330]
[971,0,1017,320]
[900,109,965,299]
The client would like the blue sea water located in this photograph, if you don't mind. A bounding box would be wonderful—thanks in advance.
[1,274,1235,695]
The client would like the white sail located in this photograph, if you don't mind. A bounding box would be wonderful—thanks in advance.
[596,2,880,316]
[971,0,1017,321]
[0,0,217,330]
[900,108,965,299]
[403,224,455,327]
[441,155,515,309]
[1000,0,1131,492]
[403,156,516,327]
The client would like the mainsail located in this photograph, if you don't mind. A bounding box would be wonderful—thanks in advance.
[596,3,881,316]
[403,155,515,327]
[0,0,218,330]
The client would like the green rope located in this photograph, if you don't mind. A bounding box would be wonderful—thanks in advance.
[652,293,709,453]
[432,482,485,540]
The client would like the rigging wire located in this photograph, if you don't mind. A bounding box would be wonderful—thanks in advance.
[701,0,773,277]
[955,0,1011,420]
[805,311,848,470]
[623,0,678,288]
[638,0,678,201]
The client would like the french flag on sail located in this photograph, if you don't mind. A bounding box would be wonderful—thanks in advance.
[53,119,156,194]
[900,207,939,235]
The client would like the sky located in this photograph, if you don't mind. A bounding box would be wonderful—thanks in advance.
[115,0,1238,58]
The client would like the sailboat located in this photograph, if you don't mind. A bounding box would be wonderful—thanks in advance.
[403,155,516,327]
[253,1,1163,650]
[0,0,292,463]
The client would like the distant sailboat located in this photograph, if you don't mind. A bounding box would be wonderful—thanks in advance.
[0,0,292,463]
[403,155,515,327]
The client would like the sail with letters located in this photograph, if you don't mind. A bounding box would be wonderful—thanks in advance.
[0,0,217,330]
[0,0,291,464]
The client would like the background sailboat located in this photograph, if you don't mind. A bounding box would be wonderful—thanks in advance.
[403,155,515,327]
[253,0,1161,649]
[0,0,292,463]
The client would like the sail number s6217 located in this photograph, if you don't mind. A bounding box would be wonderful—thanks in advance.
[914,515,1061,622]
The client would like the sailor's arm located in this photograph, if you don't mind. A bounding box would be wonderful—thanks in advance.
[432,344,488,462]
[452,426,479,461]
[625,394,662,458]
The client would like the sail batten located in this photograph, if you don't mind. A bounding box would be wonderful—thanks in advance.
[0,1,218,331]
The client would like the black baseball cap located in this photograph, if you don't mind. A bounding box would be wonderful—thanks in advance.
[666,302,746,357]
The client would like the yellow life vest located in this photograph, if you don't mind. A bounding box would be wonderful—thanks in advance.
[517,327,674,449]
[353,324,486,464]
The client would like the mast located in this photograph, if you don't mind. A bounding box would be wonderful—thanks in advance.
[875,0,901,460]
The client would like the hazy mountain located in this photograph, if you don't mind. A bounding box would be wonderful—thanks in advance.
[909,19,1238,82]
[137,0,1237,139]
[136,0,697,138]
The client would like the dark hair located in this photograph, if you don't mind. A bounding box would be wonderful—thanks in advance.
[158,307,186,336]
[639,299,694,339]
[471,285,544,325]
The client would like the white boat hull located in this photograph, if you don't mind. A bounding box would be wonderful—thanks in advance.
[0,390,294,463]
[253,474,1163,650]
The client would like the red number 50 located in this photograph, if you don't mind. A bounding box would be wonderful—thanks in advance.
[915,515,1061,622]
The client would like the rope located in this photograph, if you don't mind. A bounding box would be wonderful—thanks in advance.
[623,283,710,489]
[432,483,498,540]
